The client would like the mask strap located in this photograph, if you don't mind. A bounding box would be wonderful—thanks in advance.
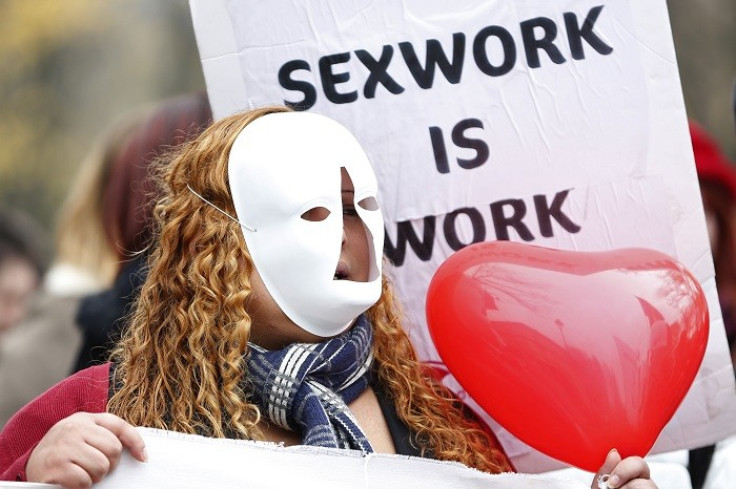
[186,184,257,233]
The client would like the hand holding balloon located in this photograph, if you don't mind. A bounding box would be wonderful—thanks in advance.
[426,241,708,472]
[594,450,657,489]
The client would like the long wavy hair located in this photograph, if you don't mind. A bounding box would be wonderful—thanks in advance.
[108,106,512,473]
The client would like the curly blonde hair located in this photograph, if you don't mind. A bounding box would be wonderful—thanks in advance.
[108,106,512,474]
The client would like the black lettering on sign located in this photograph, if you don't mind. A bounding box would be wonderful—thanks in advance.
[384,189,582,265]
[443,207,486,251]
[319,52,358,105]
[429,118,489,174]
[520,16,566,68]
[429,126,450,174]
[355,46,405,98]
[399,33,466,89]
[489,199,534,241]
[278,60,317,110]
[564,6,613,60]
[452,118,489,170]
[384,216,437,266]
[473,25,517,77]
[534,190,582,236]
[277,6,614,106]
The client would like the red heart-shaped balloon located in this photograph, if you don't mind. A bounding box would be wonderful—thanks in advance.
[426,241,709,472]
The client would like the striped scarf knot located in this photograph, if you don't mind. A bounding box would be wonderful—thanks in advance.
[245,314,374,453]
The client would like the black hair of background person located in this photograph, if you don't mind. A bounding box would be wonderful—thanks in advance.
[0,209,49,278]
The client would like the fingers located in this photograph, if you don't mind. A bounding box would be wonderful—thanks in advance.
[92,412,148,462]
[59,464,94,489]
[592,449,657,489]
[26,412,147,489]
[609,456,652,489]
[66,442,113,484]
[79,421,126,474]
[592,449,622,489]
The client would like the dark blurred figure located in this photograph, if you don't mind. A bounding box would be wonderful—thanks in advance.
[0,209,48,335]
[72,91,212,372]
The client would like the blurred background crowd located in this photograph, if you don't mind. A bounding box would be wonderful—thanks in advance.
[0,0,735,486]
[0,0,213,423]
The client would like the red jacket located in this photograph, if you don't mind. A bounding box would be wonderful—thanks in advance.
[0,363,109,482]
[1,362,513,480]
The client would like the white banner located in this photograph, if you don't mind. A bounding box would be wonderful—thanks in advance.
[0,428,693,489]
[189,0,736,472]
[92,428,586,489]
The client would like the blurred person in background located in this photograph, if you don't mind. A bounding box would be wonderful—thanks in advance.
[72,91,212,371]
[687,88,736,489]
[0,92,213,428]
[0,109,147,428]
[690,120,736,368]
[692,84,736,489]
[0,208,48,336]
[686,119,736,489]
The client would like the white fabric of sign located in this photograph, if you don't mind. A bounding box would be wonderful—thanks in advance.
[91,428,589,489]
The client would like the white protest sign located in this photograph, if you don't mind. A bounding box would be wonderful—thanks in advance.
[91,428,586,489]
[189,0,736,472]
[0,429,691,489]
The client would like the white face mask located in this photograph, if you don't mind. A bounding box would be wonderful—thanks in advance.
[228,112,384,337]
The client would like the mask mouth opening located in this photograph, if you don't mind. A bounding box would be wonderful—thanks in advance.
[340,166,381,284]
[358,196,381,282]
[333,263,349,280]
[363,224,379,282]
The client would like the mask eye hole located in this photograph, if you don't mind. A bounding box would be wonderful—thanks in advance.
[358,197,378,211]
[301,206,331,222]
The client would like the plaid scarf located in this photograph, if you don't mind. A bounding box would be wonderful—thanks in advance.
[245,314,374,453]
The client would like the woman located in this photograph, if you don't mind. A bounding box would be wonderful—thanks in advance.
[0,107,656,489]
